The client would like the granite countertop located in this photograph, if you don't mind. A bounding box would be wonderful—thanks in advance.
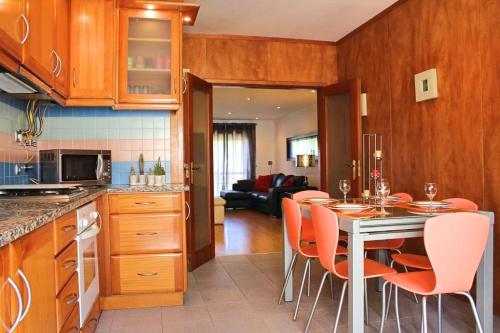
[0,184,189,248]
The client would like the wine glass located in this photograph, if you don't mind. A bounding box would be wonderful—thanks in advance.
[376,179,391,214]
[424,182,437,210]
[339,179,351,203]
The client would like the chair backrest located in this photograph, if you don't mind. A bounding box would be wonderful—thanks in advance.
[393,192,413,202]
[310,204,339,273]
[282,198,303,252]
[442,198,478,211]
[292,190,329,201]
[425,212,489,294]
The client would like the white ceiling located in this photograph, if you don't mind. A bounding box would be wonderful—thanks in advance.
[185,0,398,42]
[213,86,316,120]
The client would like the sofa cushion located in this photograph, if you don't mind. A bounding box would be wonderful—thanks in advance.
[291,175,307,187]
[220,190,251,200]
[273,174,289,187]
[253,175,272,191]
[282,176,295,187]
[271,173,285,186]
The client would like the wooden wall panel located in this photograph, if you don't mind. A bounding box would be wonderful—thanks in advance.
[480,0,500,315]
[337,0,500,313]
[183,34,337,86]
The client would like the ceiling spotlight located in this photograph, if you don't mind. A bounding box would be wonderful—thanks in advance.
[276,106,281,109]
[311,90,315,93]
[146,4,155,10]
[255,117,259,120]
[246,97,251,101]
[227,112,232,115]
[183,16,192,23]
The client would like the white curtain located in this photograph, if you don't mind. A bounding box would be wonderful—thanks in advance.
[213,123,256,195]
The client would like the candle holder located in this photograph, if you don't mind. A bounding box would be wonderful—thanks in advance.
[362,134,383,198]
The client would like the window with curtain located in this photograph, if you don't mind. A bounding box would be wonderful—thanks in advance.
[213,123,256,195]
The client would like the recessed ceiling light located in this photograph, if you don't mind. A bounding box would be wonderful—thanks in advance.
[146,4,155,10]
[183,16,192,23]
[255,117,259,120]
[227,112,232,115]
[311,90,315,93]
[246,97,251,101]
[276,106,281,109]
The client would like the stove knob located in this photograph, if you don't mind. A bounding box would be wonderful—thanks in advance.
[90,212,98,220]
[82,218,89,228]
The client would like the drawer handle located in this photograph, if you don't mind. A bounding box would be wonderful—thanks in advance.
[137,272,158,277]
[136,232,158,236]
[63,260,77,269]
[135,201,156,205]
[64,293,78,305]
[62,225,76,232]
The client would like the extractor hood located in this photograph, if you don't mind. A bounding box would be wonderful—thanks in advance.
[0,72,38,93]
[0,66,52,100]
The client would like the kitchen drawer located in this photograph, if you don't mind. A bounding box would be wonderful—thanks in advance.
[54,211,77,255]
[59,302,80,333]
[81,298,100,333]
[110,213,182,255]
[56,272,79,332]
[108,193,182,214]
[111,254,184,294]
[55,241,78,294]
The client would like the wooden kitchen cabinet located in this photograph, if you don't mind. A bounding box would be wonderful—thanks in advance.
[0,0,26,62]
[53,0,70,97]
[101,192,187,309]
[116,8,181,109]
[69,0,115,103]
[0,245,15,332]
[22,0,57,85]
[9,222,57,333]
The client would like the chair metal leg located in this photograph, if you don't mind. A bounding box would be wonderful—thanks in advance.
[455,291,484,333]
[304,271,330,333]
[395,286,402,333]
[307,259,311,297]
[379,281,390,333]
[333,281,348,333]
[364,279,370,324]
[437,294,442,333]
[293,258,310,321]
[329,271,334,299]
[279,252,298,304]
[421,296,428,333]
[384,260,395,321]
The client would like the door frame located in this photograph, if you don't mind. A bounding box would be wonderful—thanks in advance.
[317,79,362,196]
[183,73,215,271]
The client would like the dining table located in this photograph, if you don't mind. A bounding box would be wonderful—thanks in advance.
[281,200,494,333]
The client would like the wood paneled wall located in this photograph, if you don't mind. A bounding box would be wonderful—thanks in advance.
[337,0,499,314]
[182,34,337,86]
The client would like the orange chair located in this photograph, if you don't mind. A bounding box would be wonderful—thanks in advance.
[380,212,489,333]
[291,190,330,242]
[443,197,478,211]
[304,204,396,333]
[278,198,347,321]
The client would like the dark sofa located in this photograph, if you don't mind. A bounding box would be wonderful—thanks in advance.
[220,173,316,217]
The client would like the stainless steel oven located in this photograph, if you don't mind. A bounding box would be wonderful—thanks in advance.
[40,149,111,185]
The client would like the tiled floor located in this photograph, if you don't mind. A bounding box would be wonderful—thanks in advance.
[97,253,499,332]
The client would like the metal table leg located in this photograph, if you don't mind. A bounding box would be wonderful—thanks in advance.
[348,231,365,332]
[283,215,294,302]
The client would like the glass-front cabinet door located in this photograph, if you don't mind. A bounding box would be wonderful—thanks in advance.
[118,9,181,105]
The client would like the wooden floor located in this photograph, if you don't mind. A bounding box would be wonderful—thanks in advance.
[215,209,283,256]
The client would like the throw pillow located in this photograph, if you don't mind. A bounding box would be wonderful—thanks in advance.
[253,175,273,191]
[282,177,295,187]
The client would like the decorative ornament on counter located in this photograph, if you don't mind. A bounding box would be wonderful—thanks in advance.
[138,153,146,185]
[362,134,383,197]
[153,157,166,186]
[129,166,137,185]
[147,168,155,186]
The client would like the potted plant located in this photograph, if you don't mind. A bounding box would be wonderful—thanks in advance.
[153,157,165,186]
[147,167,155,186]
[138,153,145,185]
[129,166,137,185]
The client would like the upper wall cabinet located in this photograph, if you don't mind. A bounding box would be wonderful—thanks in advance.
[53,0,70,98]
[0,0,26,62]
[68,0,115,103]
[117,8,181,108]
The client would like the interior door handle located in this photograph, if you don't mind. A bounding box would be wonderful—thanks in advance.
[352,160,357,181]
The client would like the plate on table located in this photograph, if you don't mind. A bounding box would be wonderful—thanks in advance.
[330,203,374,212]
[408,201,451,208]
[301,198,338,205]
[368,195,401,202]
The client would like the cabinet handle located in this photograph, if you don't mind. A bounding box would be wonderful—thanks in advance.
[62,225,76,232]
[137,272,158,277]
[182,76,187,94]
[55,51,62,77]
[64,293,78,305]
[63,259,77,269]
[17,269,31,322]
[173,77,177,94]
[20,14,29,45]
[134,201,156,205]
[136,232,158,236]
[6,277,24,333]
[72,68,76,88]
[51,50,59,74]
[185,201,191,221]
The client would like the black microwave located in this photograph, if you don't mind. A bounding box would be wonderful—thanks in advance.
[40,149,112,185]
